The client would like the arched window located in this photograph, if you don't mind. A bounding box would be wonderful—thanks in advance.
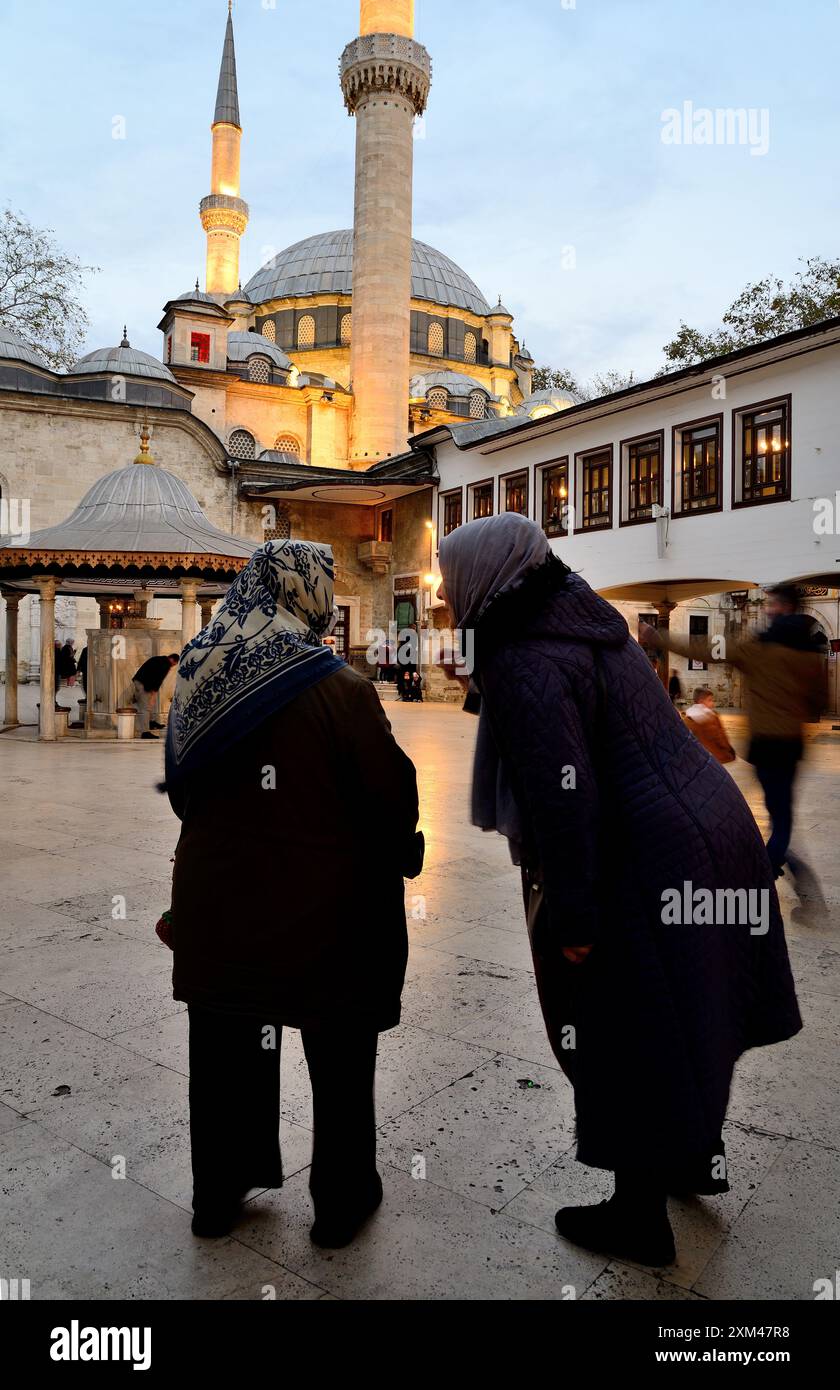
[340,312,352,347]
[273,435,300,457]
[469,390,487,420]
[427,387,449,411]
[261,320,276,342]
[428,322,444,356]
[229,429,256,460]
[464,331,477,364]
[248,355,271,383]
[297,315,316,350]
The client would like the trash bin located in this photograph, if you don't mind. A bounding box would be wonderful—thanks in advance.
[116,707,137,740]
[54,709,70,738]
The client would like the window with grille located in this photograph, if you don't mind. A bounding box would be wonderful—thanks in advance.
[340,313,352,347]
[297,315,316,349]
[675,419,720,514]
[464,331,477,364]
[469,390,486,420]
[737,399,790,504]
[471,482,493,520]
[264,506,291,542]
[273,435,300,457]
[261,320,276,342]
[190,332,210,364]
[229,429,256,460]
[442,490,463,536]
[248,356,271,383]
[166,335,173,363]
[502,471,528,515]
[625,435,661,522]
[428,322,444,356]
[541,460,568,537]
[427,387,448,411]
[578,448,612,530]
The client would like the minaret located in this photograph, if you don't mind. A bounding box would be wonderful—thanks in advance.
[200,3,249,296]
[341,1,431,465]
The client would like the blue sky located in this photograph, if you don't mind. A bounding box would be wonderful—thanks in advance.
[2,0,838,381]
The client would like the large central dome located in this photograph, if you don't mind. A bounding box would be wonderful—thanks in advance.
[243,230,492,317]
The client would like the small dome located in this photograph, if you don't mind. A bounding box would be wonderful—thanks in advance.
[489,297,513,318]
[71,337,177,384]
[516,387,582,418]
[244,230,493,317]
[8,461,253,559]
[226,331,291,370]
[0,322,50,370]
[410,370,489,400]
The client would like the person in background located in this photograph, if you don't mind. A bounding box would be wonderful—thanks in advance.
[438,513,801,1270]
[641,585,827,911]
[76,646,88,693]
[668,669,682,705]
[411,671,423,703]
[53,640,62,692]
[682,687,737,765]
[57,640,77,690]
[132,653,179,739]
[399,667,413,702]
[163,540,421,1244]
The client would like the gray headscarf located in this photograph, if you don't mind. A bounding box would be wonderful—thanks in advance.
[438,513,554,862]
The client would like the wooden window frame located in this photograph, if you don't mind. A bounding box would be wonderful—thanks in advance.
[498,468,529,517]
[671,414,723,518]
[439,487,464,537]
[190,331,211,364]
[574,444,613,533]
[619,429,665,527]
[469,478,494,521]
[731,394,792,509]
[537,457,570,537]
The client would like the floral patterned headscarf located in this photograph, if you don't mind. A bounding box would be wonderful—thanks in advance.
[164,540,343,813]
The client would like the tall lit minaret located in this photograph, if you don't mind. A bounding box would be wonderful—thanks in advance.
[341,2,431,465]
[200,3,249,296]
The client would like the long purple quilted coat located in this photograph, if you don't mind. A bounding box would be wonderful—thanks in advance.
[479,573,802,1179]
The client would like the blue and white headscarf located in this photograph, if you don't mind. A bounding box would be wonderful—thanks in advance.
[164,540,344,813]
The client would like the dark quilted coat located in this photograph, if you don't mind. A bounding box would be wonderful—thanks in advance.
[479,573,802,1180]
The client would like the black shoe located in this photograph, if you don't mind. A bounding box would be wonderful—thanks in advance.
[140,731,159,740]
[310,1173,383,1249]
[150,720,166,730]
[191,1201,242,1238]
[555,1196,676,1267]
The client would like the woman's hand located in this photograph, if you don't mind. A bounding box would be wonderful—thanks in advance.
[562,944,593,964]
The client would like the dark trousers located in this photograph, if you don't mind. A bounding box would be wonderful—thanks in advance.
[187,1005,378,1212]
[751,737,802,877]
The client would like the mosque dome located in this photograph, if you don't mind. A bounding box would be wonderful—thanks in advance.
[70,332,177,384]
[0,322,50,370]
[244,230,493,318]
[226,330,292,371]
[516,387,583,419]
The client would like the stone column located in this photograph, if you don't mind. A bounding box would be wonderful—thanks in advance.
[180,579,202,648]
[655,599,677,693]
[2,588,20,726]
[341,23,430,466]
[96,597,111,629]
[34,577,57,741]
[199,599,215,630]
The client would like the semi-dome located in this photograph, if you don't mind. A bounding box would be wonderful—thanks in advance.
[5,459,253,560]
[244,230,493,317]
[410,370,489,400]
[71,336,178,385]
[0,322,50,370]
[226,330,291,370]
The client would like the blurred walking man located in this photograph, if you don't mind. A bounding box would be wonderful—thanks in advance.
[641,586,827,917]
[132,653,179,740]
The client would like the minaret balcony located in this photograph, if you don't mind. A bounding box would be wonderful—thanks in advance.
[200,193,249,235]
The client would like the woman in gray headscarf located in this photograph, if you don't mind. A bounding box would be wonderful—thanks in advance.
[438,513,800,1268]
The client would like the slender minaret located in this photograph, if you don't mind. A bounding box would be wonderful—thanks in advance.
[341,1,431,465]
[200,3,249,296]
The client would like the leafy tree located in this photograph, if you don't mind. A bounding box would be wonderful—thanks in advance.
[0,208,97,369]
[531,364,584,395]
[530,364,636,401]
[661,256,840,369]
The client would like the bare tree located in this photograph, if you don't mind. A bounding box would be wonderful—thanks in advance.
[0,208,97,369]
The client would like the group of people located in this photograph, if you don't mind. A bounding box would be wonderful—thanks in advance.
[54,639,84,693]
[154,516,817,1269]
[398,668,423,702]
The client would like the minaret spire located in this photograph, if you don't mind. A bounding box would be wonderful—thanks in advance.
[200,4,249,295]
[341,2,431,465]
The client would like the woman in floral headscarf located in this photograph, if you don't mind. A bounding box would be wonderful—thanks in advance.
[164,540,421,1245]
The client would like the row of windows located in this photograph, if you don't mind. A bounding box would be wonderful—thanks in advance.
[426,322,479,362]
[426,386,488,419]
[440,396,793,537]
[229,430,301,460]
[259,313,352,352]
